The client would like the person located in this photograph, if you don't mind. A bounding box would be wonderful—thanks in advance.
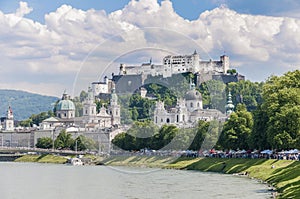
[271,164,275,169]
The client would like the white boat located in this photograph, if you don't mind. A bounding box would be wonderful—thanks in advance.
[69,158,83,166]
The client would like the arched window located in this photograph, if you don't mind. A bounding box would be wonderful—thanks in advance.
[190,102,193,107]
[183,115,185,122]
[176,115,179,123]
[155,117,157,123]
[166,118,170,123]
[197,102,200,107]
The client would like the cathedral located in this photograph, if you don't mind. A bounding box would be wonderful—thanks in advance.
[40,87,120,130]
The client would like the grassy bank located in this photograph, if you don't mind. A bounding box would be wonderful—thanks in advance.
[103,156,300,199]
[15,154,68,164]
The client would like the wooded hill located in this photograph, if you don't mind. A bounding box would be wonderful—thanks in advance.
[0,89,58,121]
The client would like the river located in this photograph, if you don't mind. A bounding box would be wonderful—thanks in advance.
[0,162,271,199]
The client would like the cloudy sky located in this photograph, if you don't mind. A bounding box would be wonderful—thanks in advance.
[0,0,299,97]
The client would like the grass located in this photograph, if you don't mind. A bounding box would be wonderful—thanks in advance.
[15,154,68,164]
[104,156,300,199]
[102,155,177,168]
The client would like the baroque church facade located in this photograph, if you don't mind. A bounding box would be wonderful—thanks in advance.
[40,87,120,130]
[153,82,227,127]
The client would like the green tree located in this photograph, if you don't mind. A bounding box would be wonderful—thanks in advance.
[262,70,300,150]
[199,80,226,111]
[219,104,253,150]
[54,130,74,150]
[20,111,54,127]
[36,137,53,149]
[79,90,88,102]
[189,120,209,150]
[152,125,177,150]
[249,105,270,150]
[71,135,97,151]
[227,80,264,112]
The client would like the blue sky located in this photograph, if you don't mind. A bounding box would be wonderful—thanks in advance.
[2,0,300,22]
[0,0,299,96]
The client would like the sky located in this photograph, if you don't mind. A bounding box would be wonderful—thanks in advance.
[0,0,299,97]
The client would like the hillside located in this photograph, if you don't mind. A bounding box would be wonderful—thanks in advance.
[0,90,59,121]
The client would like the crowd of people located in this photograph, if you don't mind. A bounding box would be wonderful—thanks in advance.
[111,148,300,161]
[185,149,300,161]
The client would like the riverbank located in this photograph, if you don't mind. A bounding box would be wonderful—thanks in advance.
[14,154,300,198]
[15,154,69,164]
[14,154,104,164]
[102,156,300,199]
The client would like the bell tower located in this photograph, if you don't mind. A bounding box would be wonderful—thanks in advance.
[110,87,120,125]
[5,106,14,131]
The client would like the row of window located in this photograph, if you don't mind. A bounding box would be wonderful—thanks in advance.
[155,115,186,123]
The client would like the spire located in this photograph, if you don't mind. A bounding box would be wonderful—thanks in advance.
[7,106,13,119]
[193,49,197,55]
[189,78,195,90]
[225,91,235,115]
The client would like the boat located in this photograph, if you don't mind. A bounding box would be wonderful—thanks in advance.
[69,157,83,166]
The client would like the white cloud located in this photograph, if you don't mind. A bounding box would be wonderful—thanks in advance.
[0,0,300,96]
[15,1,33,17]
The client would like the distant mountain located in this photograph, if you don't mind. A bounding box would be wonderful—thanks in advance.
[0,90,59,121]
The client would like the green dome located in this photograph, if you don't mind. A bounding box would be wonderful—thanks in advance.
[56,99,75,111]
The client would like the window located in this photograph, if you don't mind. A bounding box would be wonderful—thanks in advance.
[176,115,179,123]
[166,118,170,123]
[190,102,193,107]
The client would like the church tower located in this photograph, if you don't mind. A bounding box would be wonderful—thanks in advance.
[83,86,97,117]
[5,106,14,131]
[192,50,200,72]
[110,87,120,126]
[176,98,188,123]
[225,92,235,116]
[220,55,230,73]
[185,79,203,112]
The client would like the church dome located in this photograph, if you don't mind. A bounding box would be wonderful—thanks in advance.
[56,93,75,111]
[185,90,202,101]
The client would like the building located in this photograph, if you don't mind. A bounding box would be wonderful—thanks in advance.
[56,92,76,119]
[118,50,229,78]
[91,76,114,96]
[153,82,225,127]
[113,51,244,93]
[3,106,14,131]
[40,88,121,131]
[225,92,235,116]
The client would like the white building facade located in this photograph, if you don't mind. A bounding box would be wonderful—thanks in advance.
[119,51,230,78]
[154,83,225,127]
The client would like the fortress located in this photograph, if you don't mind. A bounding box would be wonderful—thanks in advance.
[91,51,245,95]
[119,50,229,78]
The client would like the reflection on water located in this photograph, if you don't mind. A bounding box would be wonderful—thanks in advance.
[0,162,271,199]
